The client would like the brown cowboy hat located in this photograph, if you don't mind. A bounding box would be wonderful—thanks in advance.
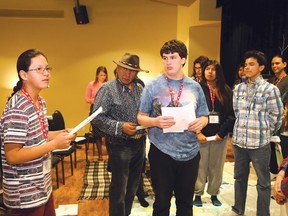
[113,53,149,72]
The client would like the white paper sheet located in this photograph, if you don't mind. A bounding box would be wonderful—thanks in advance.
[271,135,281,143]
[161,103,196,133]
[69,107,103,135]
[206,135,217,141]
[136,126,145,130]
[56,204,78,216]
[53,145,72,152]
[74,136,86,142]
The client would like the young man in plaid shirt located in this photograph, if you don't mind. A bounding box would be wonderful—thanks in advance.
[231,50,283,216]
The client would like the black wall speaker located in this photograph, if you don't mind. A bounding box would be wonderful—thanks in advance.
[73,5,89,24]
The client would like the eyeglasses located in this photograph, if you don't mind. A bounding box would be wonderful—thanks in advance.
[28,67,53,74]
[194,67,202,70]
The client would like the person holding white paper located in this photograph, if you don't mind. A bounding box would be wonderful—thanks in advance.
[137,39,209,216]
[0,49,76,216]
[91,53,148,216]
[194,60,235,207]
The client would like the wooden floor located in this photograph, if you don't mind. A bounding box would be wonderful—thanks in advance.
[52,141,110,216]
[0,136,234,216]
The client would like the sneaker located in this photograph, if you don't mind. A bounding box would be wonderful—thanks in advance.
[193,196,202,207]
[211,195,222,206]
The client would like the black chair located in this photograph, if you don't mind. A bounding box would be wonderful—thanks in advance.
[84,124,104,162]
[52,110,65,130]
[51,110,76,185]
[52,155,61,189]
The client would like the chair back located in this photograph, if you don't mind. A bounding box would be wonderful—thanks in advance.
[52,110,65,130]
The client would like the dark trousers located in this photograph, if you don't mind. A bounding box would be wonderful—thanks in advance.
[270,135,288,174]
[148,144,200,216]
[136,158,147,199]
[107,137,145,216]
[233,144,271,216]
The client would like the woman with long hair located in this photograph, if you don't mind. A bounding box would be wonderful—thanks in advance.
[85,66,108,114]
[0,49,76,216]
[85,66,108,161]
[194,60,235,207]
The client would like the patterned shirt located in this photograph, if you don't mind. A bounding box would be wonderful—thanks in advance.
[232,76,283,149]
[139,74,209,161]
[279,157,288,197]
[91,78,144,141]
[0,93,52,209]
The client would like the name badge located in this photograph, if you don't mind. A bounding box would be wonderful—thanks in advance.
[43,153,52,174]
[209,112,219,124]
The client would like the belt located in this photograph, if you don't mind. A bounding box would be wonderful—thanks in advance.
[130,132,146,139]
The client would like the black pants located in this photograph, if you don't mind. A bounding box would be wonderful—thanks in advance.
[270,135,288,174]
[107,138,145,216]
[148,144,200,216]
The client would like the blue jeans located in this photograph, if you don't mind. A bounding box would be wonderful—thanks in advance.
[148,144,200,216]
[232,144,271,216]
[107,137,145,216]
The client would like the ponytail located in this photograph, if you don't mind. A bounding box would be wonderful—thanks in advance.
[8,80,23,101]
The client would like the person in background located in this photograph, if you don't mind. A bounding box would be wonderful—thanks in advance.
[194,60,235,207]
[85,66,108,115]
[192,55,209,82]
[85,66,108,161]
[137,39,209,216]
[268,55,288,179]
[233,63,245,88]
[273,157,288,209]
[231,50,283,216]
[269,55,288,96]
[91,53,147,216]
[273,91,288,212]
[0,49,76,216]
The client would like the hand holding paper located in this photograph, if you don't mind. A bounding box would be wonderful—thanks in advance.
[69,107,103,135]
[161,103,195,133]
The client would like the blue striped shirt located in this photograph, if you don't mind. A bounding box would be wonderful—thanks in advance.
[232,76,283,149]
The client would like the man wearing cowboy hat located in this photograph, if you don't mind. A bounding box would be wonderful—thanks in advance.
[91,53,148,216]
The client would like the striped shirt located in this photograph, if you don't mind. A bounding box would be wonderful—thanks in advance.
[232,76,283,149]
[0,92,52,209]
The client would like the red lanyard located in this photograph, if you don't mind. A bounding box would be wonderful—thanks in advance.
[164,74,184,107]
[207,83,216,111]
[21,88,48,139]
[274,74,287,86]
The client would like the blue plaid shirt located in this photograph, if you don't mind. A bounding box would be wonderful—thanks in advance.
[232,76,283,149]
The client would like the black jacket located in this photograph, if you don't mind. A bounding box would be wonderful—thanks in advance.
[200,81,235,138]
